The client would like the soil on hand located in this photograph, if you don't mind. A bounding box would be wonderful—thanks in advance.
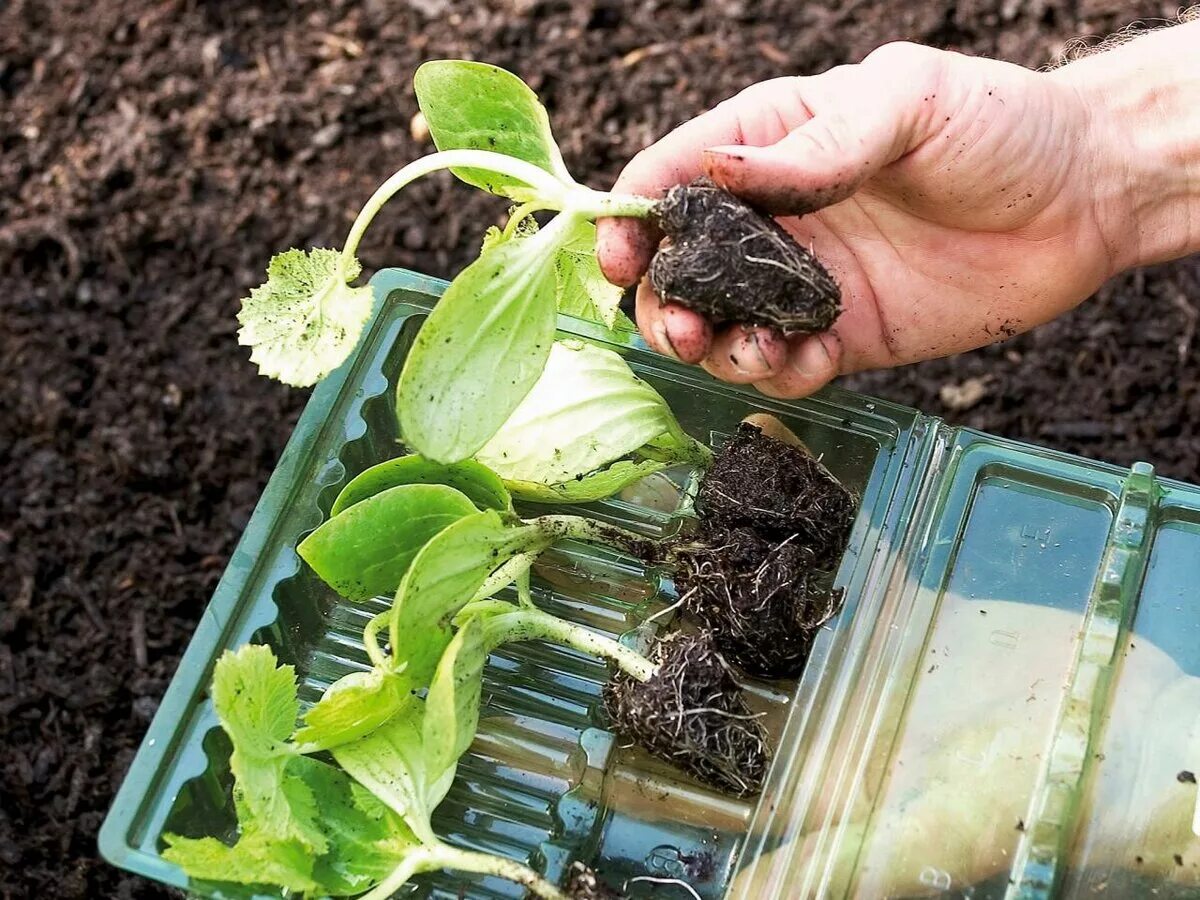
[604,631,769,798]
[649,178,841,333]
[698,422,856,568]
[2,1,1191,897]
[565,862,626,900]
[673,524,838,678]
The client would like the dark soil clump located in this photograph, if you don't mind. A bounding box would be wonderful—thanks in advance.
[565,862,627,900]
[698,423,857,567]
[673,525,839,678]
[649,178,841,334]
[604,631,768,797]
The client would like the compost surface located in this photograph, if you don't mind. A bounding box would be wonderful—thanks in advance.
[1,1,1195,897]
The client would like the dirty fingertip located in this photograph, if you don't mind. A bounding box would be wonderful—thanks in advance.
[596,216,659,288]
[661,303,712,363]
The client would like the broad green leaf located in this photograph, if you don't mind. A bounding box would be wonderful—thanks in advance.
[237,248,374,387]
[294,669,411,750]
[475,340,676,485]
[298,483,477,600]
[391,510,542,688]
[397,228,562,463]
[292,758,422,894]
[162,830,319,894]
[332,456,512,517]
[423,618,487,789]
[414,60,572,199]
[505,458,667,504]
[209,646,326,852]
[554,219,627,329]
[333,710,441,844]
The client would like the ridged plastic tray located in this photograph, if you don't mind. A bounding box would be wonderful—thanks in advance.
[101,269,1200,899]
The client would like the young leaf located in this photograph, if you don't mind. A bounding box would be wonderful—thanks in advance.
[554,219,629,330]
[504,458,667,504]
[332,456,512,517]
[391,510,543,688]
[294,669,411,751]
[332,709,441,844]
[237,248,374,387]
[162,829,319,894]
[292,758,423,894]
[422,618,487,789]
[474,340,676,485]
[414,60,572,198]
[298,483,478,600]
[397,221,566,463]
[208,645,326,853]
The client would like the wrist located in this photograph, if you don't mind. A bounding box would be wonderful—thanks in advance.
[1051,21,1200,274]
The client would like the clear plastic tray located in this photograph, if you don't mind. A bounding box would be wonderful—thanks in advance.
[100,269,1200,898]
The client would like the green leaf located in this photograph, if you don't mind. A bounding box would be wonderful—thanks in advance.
[333,709,442,844]
[237,248,374,387]
[505,458,668,504]
[414,60,572,199]
[474,340,677,485]
[298,483,478,600]
[391,510,542,689]
[332,456,512,517]
[162,830,319,894]
[208,646,327,853]
[553,219,627,329]
[292,758,422,894]
[294,669,411,750]
[423,618,487,788]
[396,224,564,463]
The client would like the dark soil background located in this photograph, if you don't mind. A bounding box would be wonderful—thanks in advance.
[1,1,1196,897]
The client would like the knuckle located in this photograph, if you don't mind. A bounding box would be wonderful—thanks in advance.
[865,40,938,71]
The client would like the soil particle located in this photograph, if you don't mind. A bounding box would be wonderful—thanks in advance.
[604,631,769,797]
[565,862,626,900]
[649,178,841,334]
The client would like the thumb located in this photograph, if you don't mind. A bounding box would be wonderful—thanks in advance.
[701,46,941,215]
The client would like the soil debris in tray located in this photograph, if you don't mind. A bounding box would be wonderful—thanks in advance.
[698,422,857,568]
[673,524,840,678]
[648,178,841,334]
[604,631,769,798]
[566,861,627,900]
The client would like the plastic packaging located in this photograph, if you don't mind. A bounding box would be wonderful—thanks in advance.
[101,269,1200,898]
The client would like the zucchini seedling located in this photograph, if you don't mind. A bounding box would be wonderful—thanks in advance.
[237,60,840,467]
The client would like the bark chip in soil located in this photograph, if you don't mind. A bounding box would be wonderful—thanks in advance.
[648,177,841,334]
[604,631,769,798]
[566,861,627,899]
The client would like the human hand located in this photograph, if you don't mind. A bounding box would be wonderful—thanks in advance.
[597,31,1200,398]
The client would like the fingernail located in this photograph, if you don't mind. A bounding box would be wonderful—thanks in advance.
[652,319,680,360]
[791,336,832,378]
[730,327,771,376]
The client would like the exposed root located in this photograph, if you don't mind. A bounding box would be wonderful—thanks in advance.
[604,631,769,797]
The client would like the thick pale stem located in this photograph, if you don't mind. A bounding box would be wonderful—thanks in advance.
[363,609,390,669]
[339,150,571,272]
[533,513,655,558]
[356,846,441,900]
[567,187,660,220]
[470,551,540,604]
[428,844,571,900]
[484,607,656,683]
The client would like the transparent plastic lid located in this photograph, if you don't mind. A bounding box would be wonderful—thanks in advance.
[100,270,1200,899]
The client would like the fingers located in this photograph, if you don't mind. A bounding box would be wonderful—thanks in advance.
[754,333,844,399]
[597,78,809,287]
[701,326,790,384]
[634,280,712,363]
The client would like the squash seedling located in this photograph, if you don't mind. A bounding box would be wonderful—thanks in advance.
[163,642,588,899]
[237,60,840,466]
